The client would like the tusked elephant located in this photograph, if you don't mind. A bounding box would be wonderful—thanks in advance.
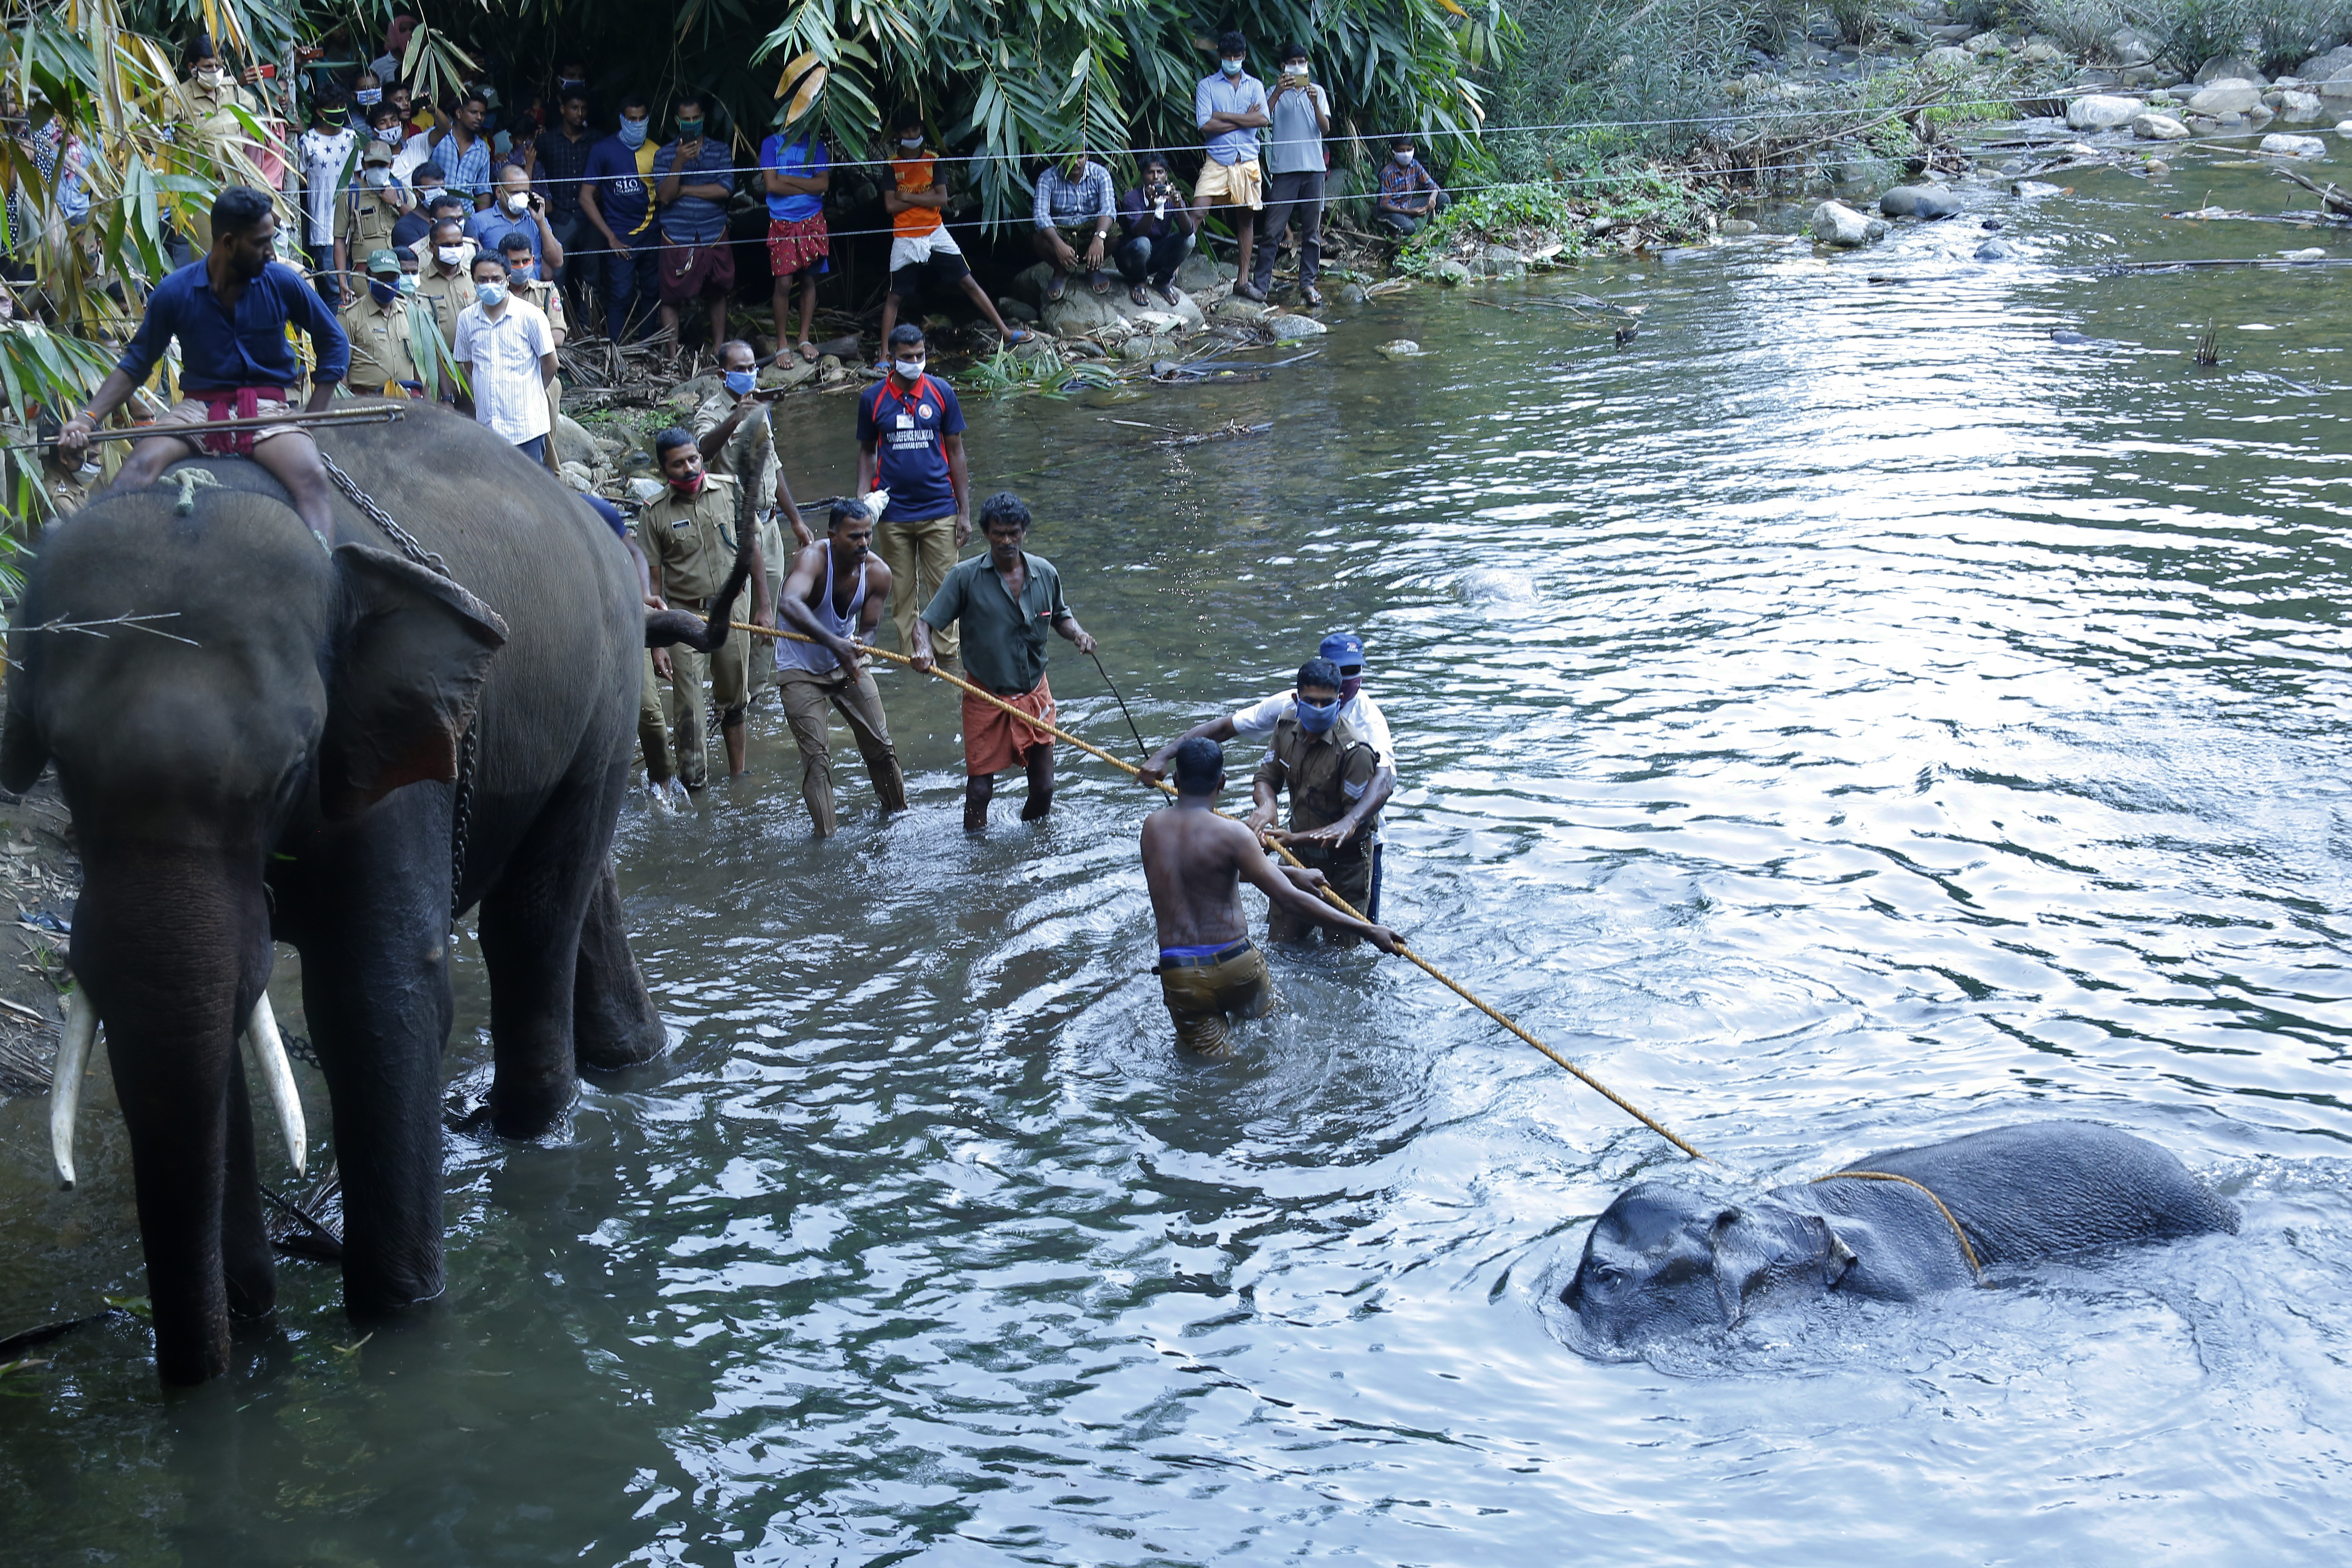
[1559,1122,2238,1356]
[3,403,745,1387]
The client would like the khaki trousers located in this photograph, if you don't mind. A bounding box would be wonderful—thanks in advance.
[1158,942,1275,1057]
[639,651,676,784]
[875,514,958,663]
[664,624,749,788]
[1267,840,1374,947]
[776,664,907,834]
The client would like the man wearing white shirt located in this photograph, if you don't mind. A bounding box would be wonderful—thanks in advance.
[1139,630,1397,916]
[297,87,359,305]
[452,252,557,464]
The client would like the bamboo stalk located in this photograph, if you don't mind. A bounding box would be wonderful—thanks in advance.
[18,405,405,451]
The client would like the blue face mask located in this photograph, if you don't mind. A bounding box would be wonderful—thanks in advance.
[1221,57,1244,76]
[395,271,418,296]
[475,281,506,309]
[618,116,648,148]
[356,88,383,106]
[368,278,399,305]
[723,369,758,396]
[1296,696,1342,735]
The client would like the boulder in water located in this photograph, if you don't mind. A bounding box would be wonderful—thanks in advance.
[2133,112,2191,139]
[2193,55,2266,85]
[1974,238,2013,261]
[1432,259,1474,285]
[1457,568,1538,606]
[2187,78,2263,116]
[1267,313,1327,341]
[1880,185,1962,219]
[1375,339,1423,358]
[2299,44,2352,80]
[2279,89,2325,121]
[2067,94,2143,130]
[1720,218,1759,236]
[1812,200,1873,246]
[2259,132,2328,156]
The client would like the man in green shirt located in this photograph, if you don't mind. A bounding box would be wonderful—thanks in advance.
[911,492,1096,831]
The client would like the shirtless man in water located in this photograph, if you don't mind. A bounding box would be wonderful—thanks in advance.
[1141,736,1396,1056]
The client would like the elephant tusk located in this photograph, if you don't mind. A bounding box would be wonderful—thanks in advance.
[49,991,97,1191]
[241,993,307,1179]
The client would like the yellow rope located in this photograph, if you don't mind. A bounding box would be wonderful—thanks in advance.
[1809,1170,1984,1277]
[735,621,1710,1164]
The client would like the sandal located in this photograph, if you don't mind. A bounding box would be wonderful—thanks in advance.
[1129,283,1150,306]
[794,340,818,363]
[1301,283,1324,308]
[1087,268,1110,296]
[1002,326,1033,346]
[1045,272,1068,303]
[1158,283,1182,307]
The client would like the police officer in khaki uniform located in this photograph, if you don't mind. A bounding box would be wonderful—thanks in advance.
[636,427,771,787]
[1247,655,1392,946]
[692,338,815,687]
[338,248,428,395]
[337,141,406,285]
[410,214,476,364]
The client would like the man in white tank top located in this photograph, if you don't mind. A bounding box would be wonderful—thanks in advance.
[775,497,909,834]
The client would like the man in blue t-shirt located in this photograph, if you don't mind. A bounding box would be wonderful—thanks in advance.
[855,323,967,667]
[760,130,830,365]
[651,93,735,360]
[579,94,658,341]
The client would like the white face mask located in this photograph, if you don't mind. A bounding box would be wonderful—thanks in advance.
[1393,151,1414,165]
[505,191,528,214]
[437,244,465,267]
[898,134,924,150]
[196,67,226,89]
[892,358,924,380]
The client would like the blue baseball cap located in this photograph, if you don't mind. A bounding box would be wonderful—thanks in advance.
[1318,631,1364,667]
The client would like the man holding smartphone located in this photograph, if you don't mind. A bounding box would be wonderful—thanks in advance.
[1252,43,1331,308]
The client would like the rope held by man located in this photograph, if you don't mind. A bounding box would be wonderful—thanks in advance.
[736,620,1709,1163]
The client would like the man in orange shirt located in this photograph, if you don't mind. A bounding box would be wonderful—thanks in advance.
[875,107,1031,365]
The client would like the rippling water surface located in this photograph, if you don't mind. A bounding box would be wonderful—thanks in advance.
[7,149,2352,1564]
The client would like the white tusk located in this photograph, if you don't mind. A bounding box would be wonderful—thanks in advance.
[49,991,97,1191]
[241,993,306,1179]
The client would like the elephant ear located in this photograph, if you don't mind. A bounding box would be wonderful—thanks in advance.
[320,544,508,820]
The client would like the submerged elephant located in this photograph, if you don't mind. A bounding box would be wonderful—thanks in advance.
[1560,1123,2237,1355]
[4,404,743,1386]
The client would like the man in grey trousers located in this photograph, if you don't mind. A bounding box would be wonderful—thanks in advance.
[1250,41,1332,307]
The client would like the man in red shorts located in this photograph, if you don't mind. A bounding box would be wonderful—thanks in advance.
[909,492,1096,833]
[650,92,735,359]
[760,124,829,364]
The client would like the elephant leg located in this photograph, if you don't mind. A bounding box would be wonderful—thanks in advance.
[287,792,454,1319]
[478,773,608,1136]
[574,858,666,1072]
[221,1062,276,1325]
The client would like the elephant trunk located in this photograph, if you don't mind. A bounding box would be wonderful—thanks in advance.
[69,848,278,1387]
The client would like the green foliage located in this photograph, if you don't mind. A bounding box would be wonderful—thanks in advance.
[1394,172,1711,270]
[962,344,1123,399]
[2031,0,2129,58]
[2126,0,2254,69]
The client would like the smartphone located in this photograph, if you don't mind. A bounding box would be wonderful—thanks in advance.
[258,63,278,79]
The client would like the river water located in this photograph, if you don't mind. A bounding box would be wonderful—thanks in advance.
[7,143,2352,1564]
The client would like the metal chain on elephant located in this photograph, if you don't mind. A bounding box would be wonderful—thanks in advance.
[317,450,449,577]
[314,450,476,922]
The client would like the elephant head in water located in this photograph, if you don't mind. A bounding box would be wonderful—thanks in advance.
[1560,1124,2239,1356]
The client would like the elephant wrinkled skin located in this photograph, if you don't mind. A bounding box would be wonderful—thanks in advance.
[1560,1123,2239,1356]
[3,404,676,1386]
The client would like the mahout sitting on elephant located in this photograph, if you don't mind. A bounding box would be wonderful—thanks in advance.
[3,402,746,1386]
[1559,1122,2238,1356]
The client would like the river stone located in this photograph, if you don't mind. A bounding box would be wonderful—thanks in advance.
[2301,45,2352,80]
[2325,78,2352,102]
[1375,339,1423,357]
[1880,185,1961,218]
[1338,281,1370,304]
[2279,90,2325,121]
[2019,40,2062,63]
[2133,112,2192,139]
[2260,132,2328,156]
[1812,200,1872,245]
[2187,79,2263,116]
[2067,94,2143,130]
[1720,218,1758,235]
[1211,297,1270,324]
[2340,119,2352,133]
[1042,287,1126,338]
[626,477,667,506]
[1922,45,1973,68]
[1431,258,1474,285]
[1975,238,2012,260]
[1172,252,1236,293]
[1963,30,2007,53]
[2194,56,2266,85]
[2109,27,2156,65]
[997,296,1039,323]
[554,413,604,469]
[558,461,595,493]
[1267,312,1328,341]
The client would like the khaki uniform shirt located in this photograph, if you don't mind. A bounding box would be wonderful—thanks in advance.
[173,76,265,163]
[513,276,566,341]
[338,293,424,390]
[1253,716,1379,836]
[690,390,776,514]
[409,260,473,352]
[340,191,403,262]
[636,472,742,605]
